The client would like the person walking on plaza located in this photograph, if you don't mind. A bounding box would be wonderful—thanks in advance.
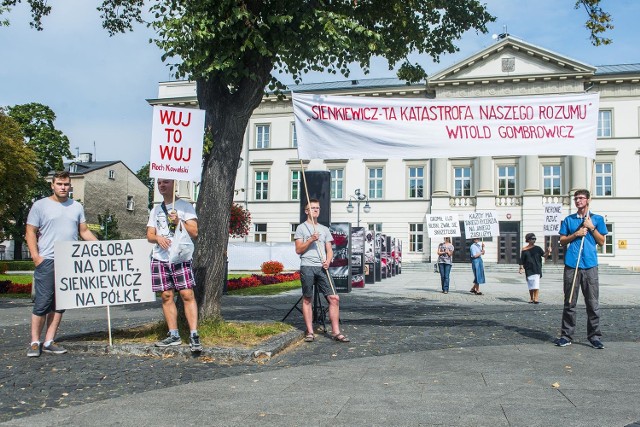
[469,238,485,295]
[26,171,97,357]
[519,233,551,304]
[556,189,607,349]
[147,178,202,352]
[437,237,454,293]
[294,198,349,343]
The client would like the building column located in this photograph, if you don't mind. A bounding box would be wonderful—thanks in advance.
[477,156,493,194]
[524,155,540,194]
[432,158,448,196]
[570,156,587,194]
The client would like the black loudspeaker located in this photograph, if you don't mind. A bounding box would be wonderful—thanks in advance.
[299,171,331,228]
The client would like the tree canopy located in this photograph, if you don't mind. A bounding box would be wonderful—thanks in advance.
[0,111,38,241]
[1,103,71,258]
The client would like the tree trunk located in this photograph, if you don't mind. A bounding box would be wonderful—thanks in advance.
[192,65,272,319]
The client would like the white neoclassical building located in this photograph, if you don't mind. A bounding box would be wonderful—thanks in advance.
[148,36,640,270]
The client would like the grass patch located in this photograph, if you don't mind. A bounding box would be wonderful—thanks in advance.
[0,274,33,284]
[76,318,293,348]
[227,280,301,296]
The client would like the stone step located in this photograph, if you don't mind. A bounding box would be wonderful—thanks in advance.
[401,262,639,275]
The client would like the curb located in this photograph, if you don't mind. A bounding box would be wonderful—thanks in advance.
[60,328,303,363]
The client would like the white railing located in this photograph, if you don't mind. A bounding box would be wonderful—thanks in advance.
[495,196,521,206]
[542,195,570,205]
[449,196,476,207]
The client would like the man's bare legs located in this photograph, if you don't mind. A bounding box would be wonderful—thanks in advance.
[31,311,63,343]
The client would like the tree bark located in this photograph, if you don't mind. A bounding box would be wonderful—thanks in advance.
[192,61,273,319]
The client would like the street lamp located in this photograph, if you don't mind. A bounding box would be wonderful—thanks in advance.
[100,215,112,240]
[346,188,371,227]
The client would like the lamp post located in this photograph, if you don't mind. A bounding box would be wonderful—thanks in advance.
[100,215,112,240]
[346,189,371,227]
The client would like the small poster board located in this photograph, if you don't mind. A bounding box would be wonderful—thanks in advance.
[543,204,563,236]
[463,211,500,239]
[54,239,155,310]
[149,106,205,182]
[426,212,461,238]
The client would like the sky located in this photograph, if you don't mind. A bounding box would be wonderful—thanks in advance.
[1,0,639,173]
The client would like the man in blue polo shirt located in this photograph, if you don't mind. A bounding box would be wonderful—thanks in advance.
[556,189,607,349]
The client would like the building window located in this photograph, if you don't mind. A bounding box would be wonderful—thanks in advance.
[108,169,115,180]
[255,124,270,149]
[68,186,74,199]
[597,110,612,138]
[290,170,301,200]
[368,223,382,233]
[454,167,471,197]
[409,223,424,252]
[126,196,135,211]
[595,162,613,196]
[254,223,267,242]
[497,165,517,196]
[408,166,424,198]
[291,223,297,242]
[368,167,383,199]
[597,223,614,255]
[255,170,269,200]
[290,122,297,148]
[543,165,562,196]
[69,163,77,173]
[330,168,344,200]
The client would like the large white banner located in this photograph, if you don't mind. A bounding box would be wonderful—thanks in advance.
[149,106,205,182]
[54,239,155,310]
[293,93,599,160]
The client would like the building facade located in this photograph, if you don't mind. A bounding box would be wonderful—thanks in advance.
[64,156,150,240]
[148,36,640,270]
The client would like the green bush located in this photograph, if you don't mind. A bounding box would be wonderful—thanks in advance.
[0,261,35,272]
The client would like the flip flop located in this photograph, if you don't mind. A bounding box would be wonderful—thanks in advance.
[304,333,315,342]
[331,334,350,343]
[469,289,477,294]
[475,292,483,295]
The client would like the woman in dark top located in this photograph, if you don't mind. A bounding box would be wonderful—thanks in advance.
[518,233,550,304]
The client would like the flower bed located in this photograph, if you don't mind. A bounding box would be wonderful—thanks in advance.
[227,272,300,291]
[0,280,32,294]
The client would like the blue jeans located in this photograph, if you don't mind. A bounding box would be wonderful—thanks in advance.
[438,263,452,291]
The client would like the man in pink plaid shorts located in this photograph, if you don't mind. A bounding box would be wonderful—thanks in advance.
[146,178,201,352]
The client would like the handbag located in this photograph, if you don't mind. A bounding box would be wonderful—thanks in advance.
[433,262,439,273]
[168,221,194,264]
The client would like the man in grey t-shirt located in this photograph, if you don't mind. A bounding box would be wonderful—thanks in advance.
[294,199,349,343]
[25,171,97,357]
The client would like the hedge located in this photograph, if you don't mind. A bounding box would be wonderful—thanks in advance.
[0,260,35,272]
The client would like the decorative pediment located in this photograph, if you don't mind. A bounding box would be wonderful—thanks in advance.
[429,36,596,86]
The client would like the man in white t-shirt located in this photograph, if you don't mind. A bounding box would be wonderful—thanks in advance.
[146,178,201,352]
[26,171,97,357]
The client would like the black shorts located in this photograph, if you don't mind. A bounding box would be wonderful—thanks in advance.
[300,265,335,297]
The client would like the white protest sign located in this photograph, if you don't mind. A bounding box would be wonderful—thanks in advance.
[54,239,155,310]
[426,212,461,238]
[149,106,205,182]
[543,203,563,235]
[463,211,500,239]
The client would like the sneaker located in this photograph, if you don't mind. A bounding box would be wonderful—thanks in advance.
[27,342,41,357]
[155,333,181,347]
[42,342,67,354]
[589,339,605,349]
[190,334,203,352]
[555,337,572,347]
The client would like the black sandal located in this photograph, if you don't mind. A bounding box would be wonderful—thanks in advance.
[331,334,350,343]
